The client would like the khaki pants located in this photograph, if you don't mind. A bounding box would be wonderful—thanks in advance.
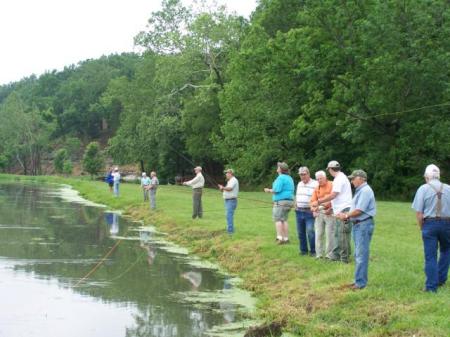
[314,212,336,258]
[192,188,203,219]
[331,215,352,263]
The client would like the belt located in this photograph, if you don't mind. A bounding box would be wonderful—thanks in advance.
[274,200,293,205]
[352,217,373,224]
[424,217,450,221]
[225,198,237,200]
[297,207,311,212]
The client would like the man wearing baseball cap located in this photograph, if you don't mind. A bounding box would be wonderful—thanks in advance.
[183,166,205,219]
[218,169,239,234]
[337,169,376,290]
[412,164,450,292]
[295,166,318,256]
[311,160,352,262]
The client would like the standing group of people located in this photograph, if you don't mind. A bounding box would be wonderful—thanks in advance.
[104,161,449,293]
[182,166,239,235]
[264,160,376,290]
[141,171,159,210]
[105,167,121,197]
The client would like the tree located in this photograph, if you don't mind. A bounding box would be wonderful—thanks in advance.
[54,149,68,174]
[62,160,73,175]
[82,142,104,178]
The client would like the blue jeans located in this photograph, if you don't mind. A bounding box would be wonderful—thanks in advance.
[421,219,450,291]
[296,210,315,254]
[352,219,375,288]
[113,181,120,197]
[225,199,237,233]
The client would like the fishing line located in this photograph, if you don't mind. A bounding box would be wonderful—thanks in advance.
[73,238,123,288]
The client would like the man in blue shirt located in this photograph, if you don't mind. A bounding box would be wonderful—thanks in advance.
[337,169,376,290]
[264,162,295,244]
[412,164,450,292]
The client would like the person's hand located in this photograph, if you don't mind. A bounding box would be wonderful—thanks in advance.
[218,184,224,191]
[311,201,319,207]
[264,188,271,193]
[336,213,347,221]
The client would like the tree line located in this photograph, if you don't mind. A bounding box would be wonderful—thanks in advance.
[0,0,449,199]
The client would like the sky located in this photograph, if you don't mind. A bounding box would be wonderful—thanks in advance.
[0,0,257,85]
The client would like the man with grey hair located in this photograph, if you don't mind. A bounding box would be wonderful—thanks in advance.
[310,170,334,259]
[295,166,318,255]
[311,161,352,263]
[412,164,450,292]
[183,166,205,219]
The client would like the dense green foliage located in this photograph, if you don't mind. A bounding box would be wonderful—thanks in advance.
[82,142,104,177]
[1,0,449,198]
[53,148,68,173]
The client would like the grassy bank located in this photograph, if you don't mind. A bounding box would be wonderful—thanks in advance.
[2,174,449,337]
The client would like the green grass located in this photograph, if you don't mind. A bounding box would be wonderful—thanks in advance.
[2,174,449,336]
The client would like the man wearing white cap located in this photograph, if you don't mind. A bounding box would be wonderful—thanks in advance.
[141,172,151,201]
[112,167,121,197]
[312,160,352,262]
[218,169,239,234]
[412,164,450,292]
[183,166,205,219]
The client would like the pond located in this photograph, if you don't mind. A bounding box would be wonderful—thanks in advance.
[0,182,255,337]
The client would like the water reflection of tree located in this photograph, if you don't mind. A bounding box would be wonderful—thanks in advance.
[0,183,233,337]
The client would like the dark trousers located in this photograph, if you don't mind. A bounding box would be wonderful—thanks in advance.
[192,188,203,219]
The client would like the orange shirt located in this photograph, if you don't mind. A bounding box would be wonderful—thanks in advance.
[310,180,333,209]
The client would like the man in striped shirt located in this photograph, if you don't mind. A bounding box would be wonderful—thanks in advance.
[295,166,318,256]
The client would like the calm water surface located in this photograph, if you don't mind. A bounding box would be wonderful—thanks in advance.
[0,182,253,337]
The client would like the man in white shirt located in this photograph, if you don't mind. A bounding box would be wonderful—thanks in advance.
[312,161,352,262]
[112,167,121,197]
[218,169,239,234]
[295,166,318,256]
[183,166,205,219]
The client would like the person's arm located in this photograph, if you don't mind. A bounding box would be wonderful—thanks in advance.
[184,175,199,186]
[220,178,235,192]
[264,177,279,194]
[311,191,337,207]
[337,209,362,221]
[416,212,424,229]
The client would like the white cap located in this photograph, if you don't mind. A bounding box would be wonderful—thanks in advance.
[142,172,146,176]
[327,160,340,169]
[424,164,440,179]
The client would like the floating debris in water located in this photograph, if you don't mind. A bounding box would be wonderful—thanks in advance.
[48,185,106,208]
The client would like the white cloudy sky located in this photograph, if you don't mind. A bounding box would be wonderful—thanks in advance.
[0,0,257,85]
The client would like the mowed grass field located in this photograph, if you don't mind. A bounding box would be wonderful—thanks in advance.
[3,175,449,337]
